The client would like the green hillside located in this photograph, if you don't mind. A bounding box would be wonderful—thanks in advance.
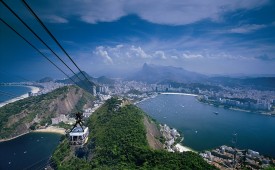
[52,98,216,169]
[0,85,94,140]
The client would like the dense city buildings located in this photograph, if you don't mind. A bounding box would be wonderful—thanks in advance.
[200,145,275,170]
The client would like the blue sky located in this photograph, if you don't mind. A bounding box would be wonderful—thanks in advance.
[1,0,275,80]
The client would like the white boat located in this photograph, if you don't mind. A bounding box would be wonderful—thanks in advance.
[213,111,219,115]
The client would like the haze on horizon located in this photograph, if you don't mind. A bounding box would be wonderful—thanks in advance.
[1,0,275,80]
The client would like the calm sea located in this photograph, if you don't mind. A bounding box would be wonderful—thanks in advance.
[0,85,31,103]
[137,94,275,157]
[0,133,61,170]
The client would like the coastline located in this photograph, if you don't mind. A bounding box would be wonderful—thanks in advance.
[0,126,65,143]
[33,126,66,135]
[0,131,30,142]
[197,99,275,115]
[134,92,197,105]
[0,85,40,108]
[174,143,195,152]
[161,92,198,97]
[137,92,197,153]
[134,95,156,105]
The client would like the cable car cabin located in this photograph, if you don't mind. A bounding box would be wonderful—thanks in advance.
[69,126,89,146]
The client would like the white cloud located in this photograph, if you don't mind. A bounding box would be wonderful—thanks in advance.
[154,51,167,59]
[92,45,151,66]
[78,1,126,24]
[43,15,68,23]
[38,0,269,25]
[171,56,178,59]
[182,51,204,59]
[75,40,275,75]
[94,46,113,64]
[228,24,266,34]
[130,46,151,58]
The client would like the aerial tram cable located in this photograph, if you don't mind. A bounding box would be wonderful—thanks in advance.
[1,1,90,147]
[22,0,96,90]
[1,1,91,91]
[0,19,78,86]
[70,112,85,132]
[1,19,92,114]
[0,91,90,147]
[0,20,92,98]
[68,111,89,146]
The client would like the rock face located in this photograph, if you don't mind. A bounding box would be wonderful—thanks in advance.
[0,86,94,140]
[143,116,163,150]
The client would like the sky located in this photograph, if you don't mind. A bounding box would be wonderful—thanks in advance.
[1,0,275,80]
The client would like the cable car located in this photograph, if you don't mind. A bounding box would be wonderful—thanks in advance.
[68,112,89,146]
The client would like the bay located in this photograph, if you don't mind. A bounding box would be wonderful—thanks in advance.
[0,85,31,103]
[137,94,275,157]
[0,133,61,170]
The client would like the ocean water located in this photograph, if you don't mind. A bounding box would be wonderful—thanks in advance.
[0,86,62,169]
[0,85,31,103]
[0,133,61,170]
[137,94,275,157]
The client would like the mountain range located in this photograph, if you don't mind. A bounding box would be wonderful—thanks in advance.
[56,71,115,85]
[39,64,274,91]
[128,63,207,83]
[125,63,275,90]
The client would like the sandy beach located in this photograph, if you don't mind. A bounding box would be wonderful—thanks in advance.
[161,92,198,97]
[174,143,195,152]
[34,126,66,135]
[0,126,66,142]
[0,85,40,108]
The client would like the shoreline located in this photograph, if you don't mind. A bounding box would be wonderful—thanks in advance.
[161,92,198,97]
[175,143,195,152]
[0,85,40,108]
[134,94,157,105]
[197,99,275,116]
[0,131,30,142]
[137,92,197,152]
[0,126,65,143]
[135,92,197,105]
[33,126,66,135]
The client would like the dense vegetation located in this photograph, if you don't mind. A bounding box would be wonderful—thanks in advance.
[0,85,93,139]
[52,98,216,169]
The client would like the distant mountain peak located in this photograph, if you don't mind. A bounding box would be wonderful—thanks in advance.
[37,77,53,83]
[57,71,115,85]
[128,63,206,83]
[143,63,148,67]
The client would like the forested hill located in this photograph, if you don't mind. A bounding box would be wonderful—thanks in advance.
[0,85,94,140]
[52,98,216,169]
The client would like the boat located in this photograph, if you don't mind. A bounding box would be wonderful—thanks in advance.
[213,111,219,115]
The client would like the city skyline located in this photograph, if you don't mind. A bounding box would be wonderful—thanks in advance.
[1,0,275,80]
